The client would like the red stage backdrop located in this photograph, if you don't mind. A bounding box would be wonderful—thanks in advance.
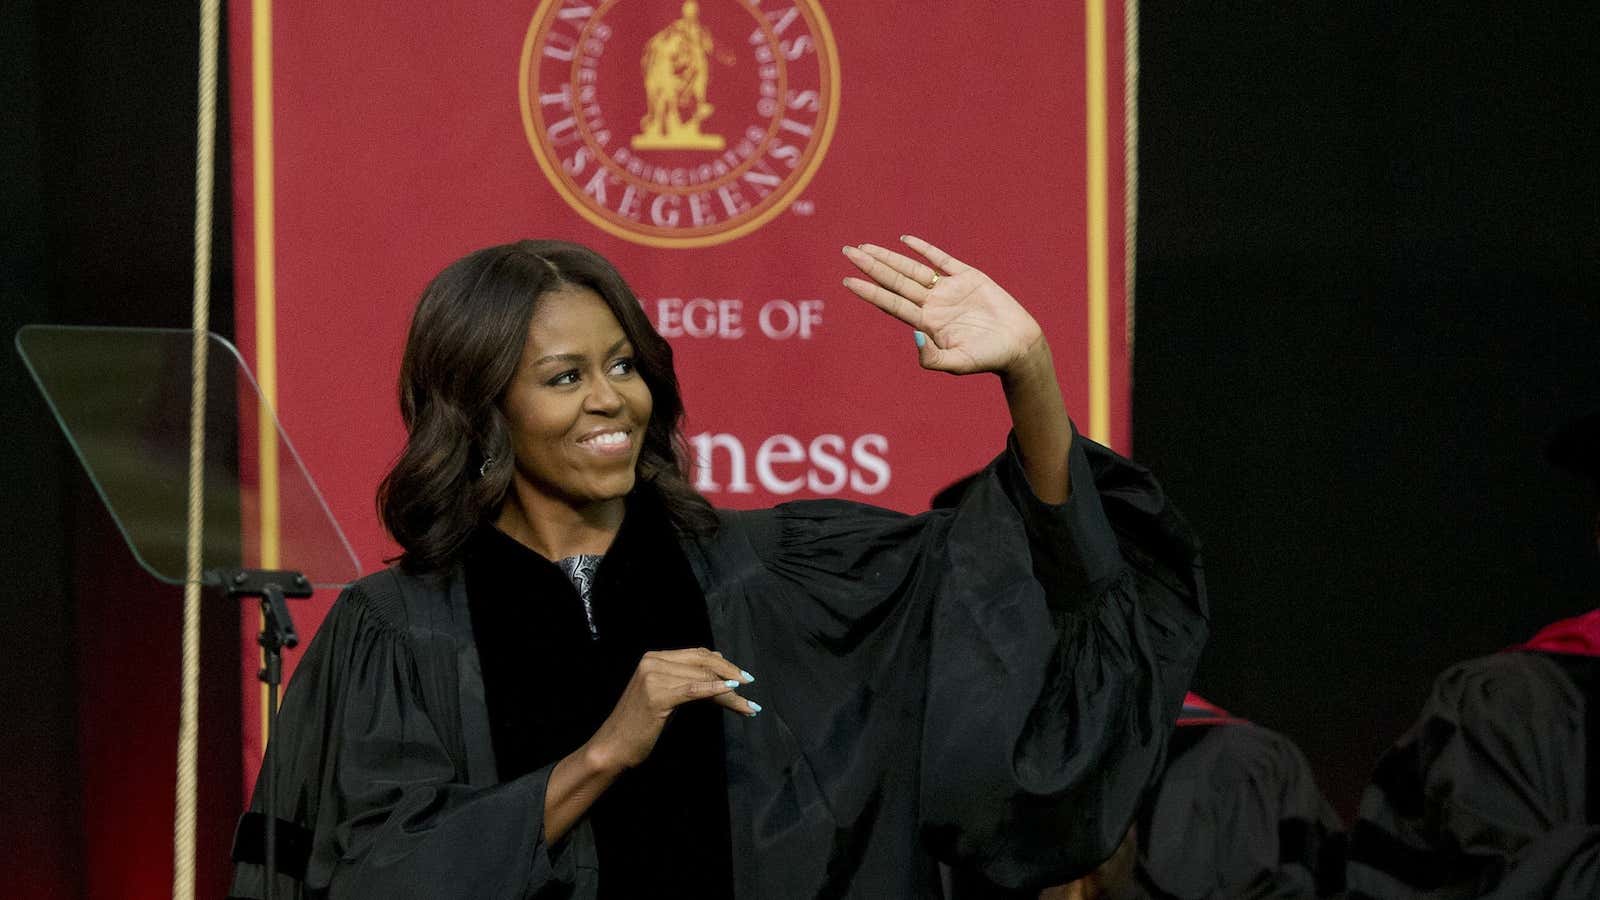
[229,0,1131,785]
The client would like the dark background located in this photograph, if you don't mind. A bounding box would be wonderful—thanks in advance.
[2,2,1596,896]
[2,2,239,897]
[1134,5,1600,818]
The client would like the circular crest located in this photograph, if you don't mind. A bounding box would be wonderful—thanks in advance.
[520,0,840,248]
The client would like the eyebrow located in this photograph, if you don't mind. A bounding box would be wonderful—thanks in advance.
[530,336,631,368]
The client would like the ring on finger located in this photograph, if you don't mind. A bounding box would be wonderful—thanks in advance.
[926,272,939,290]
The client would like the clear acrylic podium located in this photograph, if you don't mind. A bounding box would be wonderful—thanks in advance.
[16,325,361,899]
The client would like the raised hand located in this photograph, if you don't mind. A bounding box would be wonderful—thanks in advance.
[842,233,1072,503]
[841,235,1045,377]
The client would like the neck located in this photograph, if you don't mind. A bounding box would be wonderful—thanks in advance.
[495,488,627,561]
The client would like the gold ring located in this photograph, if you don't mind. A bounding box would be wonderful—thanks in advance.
[927,272,939,290]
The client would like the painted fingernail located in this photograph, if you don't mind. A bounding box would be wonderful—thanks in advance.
[747,701,763,715]
[724,679,741,688]
[740,670,755,683]
[914,331,927,348]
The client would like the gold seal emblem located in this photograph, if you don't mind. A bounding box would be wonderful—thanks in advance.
[520,0,840,248]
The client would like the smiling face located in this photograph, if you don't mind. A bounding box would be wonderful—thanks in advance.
[499,285,654,520]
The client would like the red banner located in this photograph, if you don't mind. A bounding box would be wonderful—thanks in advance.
[230,0,1130,783]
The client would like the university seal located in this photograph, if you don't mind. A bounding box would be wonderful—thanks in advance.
[520,0,840,248]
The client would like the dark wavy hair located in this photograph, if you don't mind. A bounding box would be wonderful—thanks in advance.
[378,239,716,572]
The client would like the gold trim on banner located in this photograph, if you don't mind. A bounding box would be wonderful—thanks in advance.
[1124,0,1139,377]
[252,0,280,755]
[1086,0,1111,446]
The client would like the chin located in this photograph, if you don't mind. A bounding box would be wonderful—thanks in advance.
[578,472,638,504]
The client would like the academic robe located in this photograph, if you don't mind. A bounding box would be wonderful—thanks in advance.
[1130,694,1345,899]
[229,433,1208,899]
[949,694,1345,900]
[1347,609,1600,899]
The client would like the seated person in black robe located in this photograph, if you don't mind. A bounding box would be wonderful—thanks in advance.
[1347,411,1600,899]
[948,693,1345,900]
[228,237,1209,899]
[1123,693,1345,899]
[1346,610,1600,899]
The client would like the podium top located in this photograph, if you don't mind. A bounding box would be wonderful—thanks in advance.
[17,325,361,588]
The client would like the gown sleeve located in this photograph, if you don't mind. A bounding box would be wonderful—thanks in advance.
[1347,650,1600,899]
[919,432,1209,889]
[228,579,596,900]
[750,430,1208,892]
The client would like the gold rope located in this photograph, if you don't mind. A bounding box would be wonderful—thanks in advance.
[174,0,220,896]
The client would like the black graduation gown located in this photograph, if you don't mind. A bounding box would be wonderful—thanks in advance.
[1130,694,1345,899]
[463,490,736,899]
[1347,611,1600,899]
[229,433,1209,899]
[948,694,1345,900]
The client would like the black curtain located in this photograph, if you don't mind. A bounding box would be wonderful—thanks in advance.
[1134,3,1600,818]
[2,1,239,896]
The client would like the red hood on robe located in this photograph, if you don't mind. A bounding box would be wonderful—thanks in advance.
[1175,692,1249,727]
[1507,607,1600,657]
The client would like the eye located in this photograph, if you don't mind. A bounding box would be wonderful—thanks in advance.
[608,357,637,376]
[547,369,581,387]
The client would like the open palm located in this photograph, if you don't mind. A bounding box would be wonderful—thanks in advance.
[842,235,1043,375]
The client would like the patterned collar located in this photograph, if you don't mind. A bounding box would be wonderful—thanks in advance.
[556,554,605,639]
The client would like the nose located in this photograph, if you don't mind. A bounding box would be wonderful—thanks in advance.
[583,371,624,414]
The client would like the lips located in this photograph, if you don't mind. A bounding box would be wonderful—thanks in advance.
[576,428,633,456]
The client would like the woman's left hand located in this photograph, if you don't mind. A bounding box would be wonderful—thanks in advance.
[842,235,1045,376]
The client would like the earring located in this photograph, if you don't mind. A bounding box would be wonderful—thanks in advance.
[478,456,495,478]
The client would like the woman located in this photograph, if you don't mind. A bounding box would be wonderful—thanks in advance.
[229,237,1208,899]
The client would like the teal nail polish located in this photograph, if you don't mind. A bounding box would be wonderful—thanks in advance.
[741,670,755,684]
[724,679,740,688]
[914,331,927,348]
[747,701,763,715]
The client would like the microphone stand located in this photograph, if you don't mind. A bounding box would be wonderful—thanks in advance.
[215,568,311,900]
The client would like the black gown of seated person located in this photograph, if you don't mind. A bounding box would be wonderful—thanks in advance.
[463,491,734,899]
[1131,694,1345,899]
[1347,609,1600,899]
[948,693,1346,900]
[229,433,1210,899]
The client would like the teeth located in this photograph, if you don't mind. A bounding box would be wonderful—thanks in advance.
[582,431,627,447]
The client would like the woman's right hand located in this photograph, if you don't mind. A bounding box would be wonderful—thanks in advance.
[587,647,757,772]
[546,648,755,841]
